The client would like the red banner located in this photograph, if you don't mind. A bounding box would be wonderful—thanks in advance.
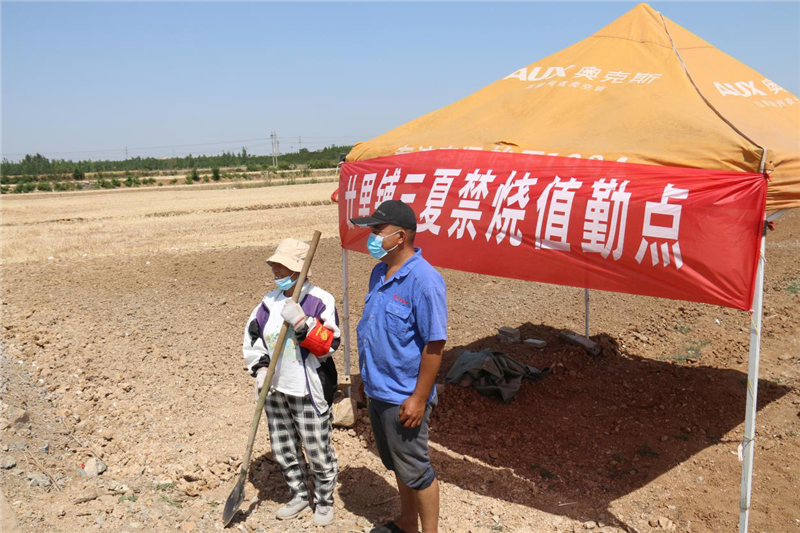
[339,150,767,310]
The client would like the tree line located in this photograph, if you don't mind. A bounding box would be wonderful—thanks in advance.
[1,145,353,177]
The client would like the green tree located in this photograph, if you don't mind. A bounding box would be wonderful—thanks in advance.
[0,145,354,176]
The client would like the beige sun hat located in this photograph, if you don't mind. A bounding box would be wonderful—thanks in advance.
[267,238,309,273]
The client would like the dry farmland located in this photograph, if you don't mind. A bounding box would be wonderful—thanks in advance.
[1,184,798,533]
[0,183,339,264]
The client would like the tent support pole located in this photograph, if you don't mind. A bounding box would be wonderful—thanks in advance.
[738,209,786,531]
[584,288,590,340]
[738,219,769,531]
[341,248,352,397]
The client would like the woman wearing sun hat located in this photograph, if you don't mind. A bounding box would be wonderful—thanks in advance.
[242,238,340,527]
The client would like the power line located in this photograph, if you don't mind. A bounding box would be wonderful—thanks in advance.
[1,137,270,157]
[121,142,274,159]
[2,135,362,161]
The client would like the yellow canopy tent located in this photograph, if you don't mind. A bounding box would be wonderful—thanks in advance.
[340,4,797,531]
[347,3,799,210]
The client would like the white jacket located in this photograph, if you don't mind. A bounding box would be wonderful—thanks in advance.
[242,281,340,414]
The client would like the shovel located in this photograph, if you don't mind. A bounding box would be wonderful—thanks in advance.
[222,230,322,527]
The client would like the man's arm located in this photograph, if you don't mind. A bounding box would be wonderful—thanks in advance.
[399,340,446,428]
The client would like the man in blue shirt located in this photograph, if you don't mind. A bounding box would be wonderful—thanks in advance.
[351,200,448,533]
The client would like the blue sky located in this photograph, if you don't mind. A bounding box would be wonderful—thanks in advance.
[2,2,798,161]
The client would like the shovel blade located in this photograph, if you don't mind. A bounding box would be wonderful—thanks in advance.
[222,470,246,527]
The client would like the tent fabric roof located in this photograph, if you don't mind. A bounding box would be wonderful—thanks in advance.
[346,3,799,210]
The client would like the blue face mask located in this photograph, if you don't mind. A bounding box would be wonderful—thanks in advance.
[367,230,401,260]
[275,275,297,291]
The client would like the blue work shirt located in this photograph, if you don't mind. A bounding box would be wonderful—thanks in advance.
[357,248,448,405]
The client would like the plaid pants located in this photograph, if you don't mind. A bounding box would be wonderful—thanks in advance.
[265,391,338,508]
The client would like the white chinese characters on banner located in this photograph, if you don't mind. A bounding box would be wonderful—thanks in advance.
[485,171,537,246]
[344,169,692,270]
[535,177,583,251]
[357,173,377,217]
[399,173,425,204]
[374,169,401,208]
[635,184,689,269]
[448,169,497,240]
[344,174,358,228]
[582,179,631,260]
[418,169,460,235]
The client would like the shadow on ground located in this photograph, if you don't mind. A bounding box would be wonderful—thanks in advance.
[420,323,790,527]
[238,323,789,530]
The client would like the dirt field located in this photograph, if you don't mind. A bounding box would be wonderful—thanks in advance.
[0,183,339,264]
[0,184,798,533]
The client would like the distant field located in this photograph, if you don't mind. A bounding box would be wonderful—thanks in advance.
[0,181,340,264]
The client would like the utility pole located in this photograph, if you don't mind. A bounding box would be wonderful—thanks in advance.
[270,132,278,168]
[299,136,302,152]
[125,146,128,159]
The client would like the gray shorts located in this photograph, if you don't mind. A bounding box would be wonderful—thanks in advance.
[367,396,437,490]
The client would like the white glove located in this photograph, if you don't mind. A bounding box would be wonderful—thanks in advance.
[280,299,307,330]
[253,367,268,398]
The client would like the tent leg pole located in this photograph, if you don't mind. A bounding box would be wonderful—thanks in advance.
[584,288,590,340]
[738,222,767,533]
[341,249,352,397]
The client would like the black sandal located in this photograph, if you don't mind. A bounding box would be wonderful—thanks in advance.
[369,521,412,533]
